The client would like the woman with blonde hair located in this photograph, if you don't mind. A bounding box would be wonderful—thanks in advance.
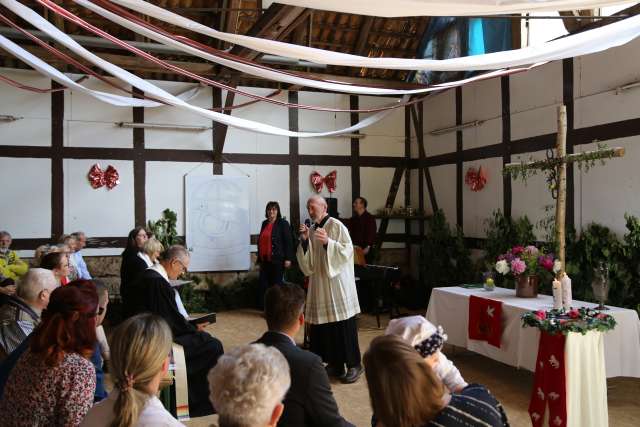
[138,237,164,268]
[364,335,508,427]
[81,313,184,427]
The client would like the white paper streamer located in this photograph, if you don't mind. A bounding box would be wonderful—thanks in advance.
[275,1,630,17]
[76,0,541,97]
[1,0,403,137]
[109,0,640,71]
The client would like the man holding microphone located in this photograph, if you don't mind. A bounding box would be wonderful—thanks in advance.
[297,196,363,384]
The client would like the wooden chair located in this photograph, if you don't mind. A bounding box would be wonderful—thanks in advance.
[159,343,190,422]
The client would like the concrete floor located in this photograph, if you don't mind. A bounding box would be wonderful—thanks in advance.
[185,310,640,427]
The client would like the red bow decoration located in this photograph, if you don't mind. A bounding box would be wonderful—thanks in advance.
[310,170,337,193]
[465,166,487,192]
[88,164,120,189]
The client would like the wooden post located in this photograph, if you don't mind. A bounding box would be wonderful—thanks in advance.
[555,105,568,272]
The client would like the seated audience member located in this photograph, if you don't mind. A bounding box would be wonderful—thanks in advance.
[0,231,28,290]
[364,335,509,427]
[61,235,80,281]
[92,281,110,402]
[71,231,92,280]
[385,316,467,393]
[257,283,354,427]
[33,244,52,267]
[0,282,98,426]
[40,251,71,286]
[120,227,150,303]
[209,344,290,427]
[126,245,223,417]
[139,237,163,268]
[0,268,58,358]
[81,313,184,427]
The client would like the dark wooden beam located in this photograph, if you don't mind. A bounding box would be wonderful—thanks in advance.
[374,166,406,259]
[212,80,238,174]
[350,16,374,76]
[455,87,463,228]
[563,58,575,230]
[289,91,301,227]
[501,76,512,218]
[410,102,438,212]
[350,95,361,202]
[229,3,307,60]
[132,87,146,226]
[51,81,64,240]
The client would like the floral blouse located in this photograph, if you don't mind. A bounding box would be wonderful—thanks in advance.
[0,350,96,426]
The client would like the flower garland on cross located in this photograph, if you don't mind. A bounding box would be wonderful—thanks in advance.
[502,105,625,274]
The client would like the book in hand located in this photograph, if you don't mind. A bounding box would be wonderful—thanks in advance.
[169,279,193,288]
[188,313,217,325]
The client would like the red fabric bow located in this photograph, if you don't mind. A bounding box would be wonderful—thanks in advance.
[529,332,567,427]
[310,170,337,193]
[468,295,502,348]
[465,166,487,192]
[88,164,120,189]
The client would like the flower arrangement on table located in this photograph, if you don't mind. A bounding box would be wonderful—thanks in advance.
[522,307,616,335]
[494,245,561,282]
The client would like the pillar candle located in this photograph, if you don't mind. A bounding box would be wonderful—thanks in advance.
[561,273,572,310]
[552,279,563,310]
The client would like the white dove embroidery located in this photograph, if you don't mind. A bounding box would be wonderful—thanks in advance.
[486,306,495,317]
[537,387,545,400]
[553,415,563,426]
[539,361,544,369]
[548,392,560,401]
[531,412,541,421]
[549,355,560,369]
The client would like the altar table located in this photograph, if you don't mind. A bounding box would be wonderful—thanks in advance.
[426,286,640,378]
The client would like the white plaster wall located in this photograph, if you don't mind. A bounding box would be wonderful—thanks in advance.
[65,75,133,148]
[574,38,640,129]
[224,88,289,154]
[0,68,51,147]
[462,77,501,151]
[63,159,134,236]
[358,96,405,157]
[463,117,501,150]
[0,157,51,238]
[575,137,640,236]
[422,90,457,156]
[428,164,456,221]
[144,81,213,151]
[510,61,562,115]
[298,165,351,221]
[462,157,503,238]
[298,92,351,155]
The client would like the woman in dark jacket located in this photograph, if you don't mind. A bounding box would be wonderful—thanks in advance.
[257,201,294,307]
[119,226,149,309]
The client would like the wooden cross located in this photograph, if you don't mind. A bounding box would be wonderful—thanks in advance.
[504,105,625,272]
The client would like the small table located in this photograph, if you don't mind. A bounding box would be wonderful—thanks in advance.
[426,286,640,378]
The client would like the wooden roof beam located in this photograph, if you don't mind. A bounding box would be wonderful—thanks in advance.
[229,3,307,60]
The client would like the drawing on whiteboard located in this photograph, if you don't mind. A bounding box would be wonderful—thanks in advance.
[186,175,250,271]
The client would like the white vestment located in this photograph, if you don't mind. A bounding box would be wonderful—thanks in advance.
[297,217,361,325]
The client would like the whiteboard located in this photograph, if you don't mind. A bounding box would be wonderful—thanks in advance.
[185,175,250,271]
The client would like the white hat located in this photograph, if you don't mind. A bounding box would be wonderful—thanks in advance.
[385,316,446,357]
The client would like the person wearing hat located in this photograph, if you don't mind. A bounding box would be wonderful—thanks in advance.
[385,315,467,393]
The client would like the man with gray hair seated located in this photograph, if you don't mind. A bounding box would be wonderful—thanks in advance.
[208,344,291,427]
[125,245,224,418]
[0,268,58,358]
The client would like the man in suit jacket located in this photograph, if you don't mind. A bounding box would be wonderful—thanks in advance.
[256,283,354,427]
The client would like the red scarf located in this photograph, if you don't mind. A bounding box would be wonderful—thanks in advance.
[529,332,567,427]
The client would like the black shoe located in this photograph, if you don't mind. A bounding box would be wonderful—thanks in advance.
[325,364,346,379]
[341,365,363,384]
